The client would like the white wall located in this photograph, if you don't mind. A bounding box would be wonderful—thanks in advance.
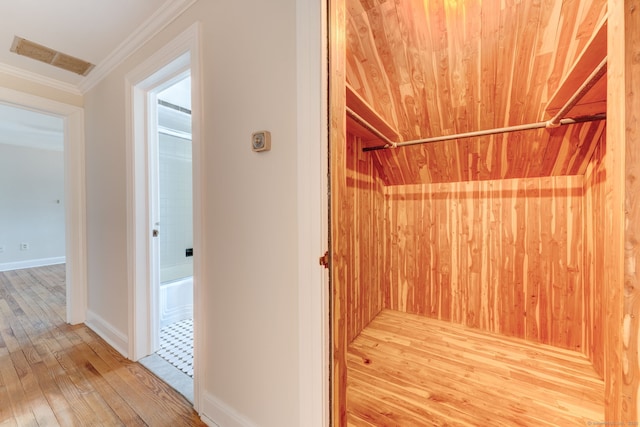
[0,143,65,269]
[84,1,303,425]
[84,70,129,338]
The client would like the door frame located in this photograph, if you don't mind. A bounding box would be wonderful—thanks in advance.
[125,22,204,410]
[296,0,330,425]
[0,87,86,325]
[327,0,346,423]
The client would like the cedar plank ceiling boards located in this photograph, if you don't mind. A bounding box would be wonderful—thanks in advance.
[345,0,607,186]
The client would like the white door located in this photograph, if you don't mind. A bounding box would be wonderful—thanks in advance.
[151,74,194,350]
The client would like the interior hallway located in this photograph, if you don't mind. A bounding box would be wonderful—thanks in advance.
[0,264,204,426]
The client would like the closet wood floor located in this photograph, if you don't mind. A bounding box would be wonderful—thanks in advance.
[347,309,604,426]
[0,265,205,427]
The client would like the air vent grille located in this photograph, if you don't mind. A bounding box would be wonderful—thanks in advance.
[10,36,94,76]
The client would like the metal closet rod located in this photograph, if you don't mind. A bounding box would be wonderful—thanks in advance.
[360,113,607,152]
[358,57,608,153]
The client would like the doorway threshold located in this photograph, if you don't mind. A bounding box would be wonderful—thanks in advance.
[140,352,194,403]
[140,318,194,403]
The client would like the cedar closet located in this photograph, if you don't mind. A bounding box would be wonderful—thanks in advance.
[328,0,634,425]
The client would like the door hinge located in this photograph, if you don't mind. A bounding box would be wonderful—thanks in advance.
[319,251,329,269]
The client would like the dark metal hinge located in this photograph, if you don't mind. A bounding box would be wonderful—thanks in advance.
[319,251,329,269]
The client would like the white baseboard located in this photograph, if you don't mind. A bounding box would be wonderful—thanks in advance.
[200,391,259,427]
[85,309,129,358]
[0,256,66,272]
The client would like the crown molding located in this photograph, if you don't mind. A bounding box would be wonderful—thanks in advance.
[78,0,198,94]
[0,0,197,98]
[0,62,82,96]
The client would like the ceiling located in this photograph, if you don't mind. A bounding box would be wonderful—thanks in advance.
[0,0,174,90]
[345,0,608,185]
[0,0,194,150]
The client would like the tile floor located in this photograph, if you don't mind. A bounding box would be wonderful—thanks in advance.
[157,318,194,377]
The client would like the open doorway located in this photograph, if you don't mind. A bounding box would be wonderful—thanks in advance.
[126,23,203,410]
[0,103,65,273]
[140,74,195,402]
[0,89,86,326]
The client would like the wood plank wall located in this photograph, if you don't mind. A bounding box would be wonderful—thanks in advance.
[383,176,586,352]
[622,6,640,419]
[329,0,349,422]
[345,132,385,343]
[604,0,628,421]
[584,134,606,379]
[607,0,640,421]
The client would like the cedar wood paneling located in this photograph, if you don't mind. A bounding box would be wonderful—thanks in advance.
[346,0,607,185]
[334,0,614,423]
[584,133,605,378]
[345,132,385,343]
[383,176,586,352]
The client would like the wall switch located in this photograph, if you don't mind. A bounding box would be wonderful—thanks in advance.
[0,246,4,253]
[20,243,29,251]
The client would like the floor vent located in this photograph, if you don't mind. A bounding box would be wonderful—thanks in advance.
[10,36,95,76]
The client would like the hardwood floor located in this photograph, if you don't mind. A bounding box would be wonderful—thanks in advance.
[347,310,604,426]
[0,264,205,426]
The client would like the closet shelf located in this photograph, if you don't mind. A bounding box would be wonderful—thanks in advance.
[346,83,401,144]
[545,16,607,119]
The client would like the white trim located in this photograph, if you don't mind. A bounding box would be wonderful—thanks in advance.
[296,0,330,425]
[125,22,204,411]
[64,107,88,325]
[79,0,197,94]
[199,414,218,427]
[0,87,86,325]
[0,63,82,96]
[0,256,66,272]
[148,90,161,354]
[200,392,259,427]
[189,23,205,414]
[86,309,129,357]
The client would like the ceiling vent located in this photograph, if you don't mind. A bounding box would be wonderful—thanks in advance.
[10,36,95,76]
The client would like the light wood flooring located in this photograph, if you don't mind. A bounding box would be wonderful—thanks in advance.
[347,309,604,426]
[0,264,205,426]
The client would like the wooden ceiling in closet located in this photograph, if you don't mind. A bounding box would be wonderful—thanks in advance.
[345,0,608,185]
